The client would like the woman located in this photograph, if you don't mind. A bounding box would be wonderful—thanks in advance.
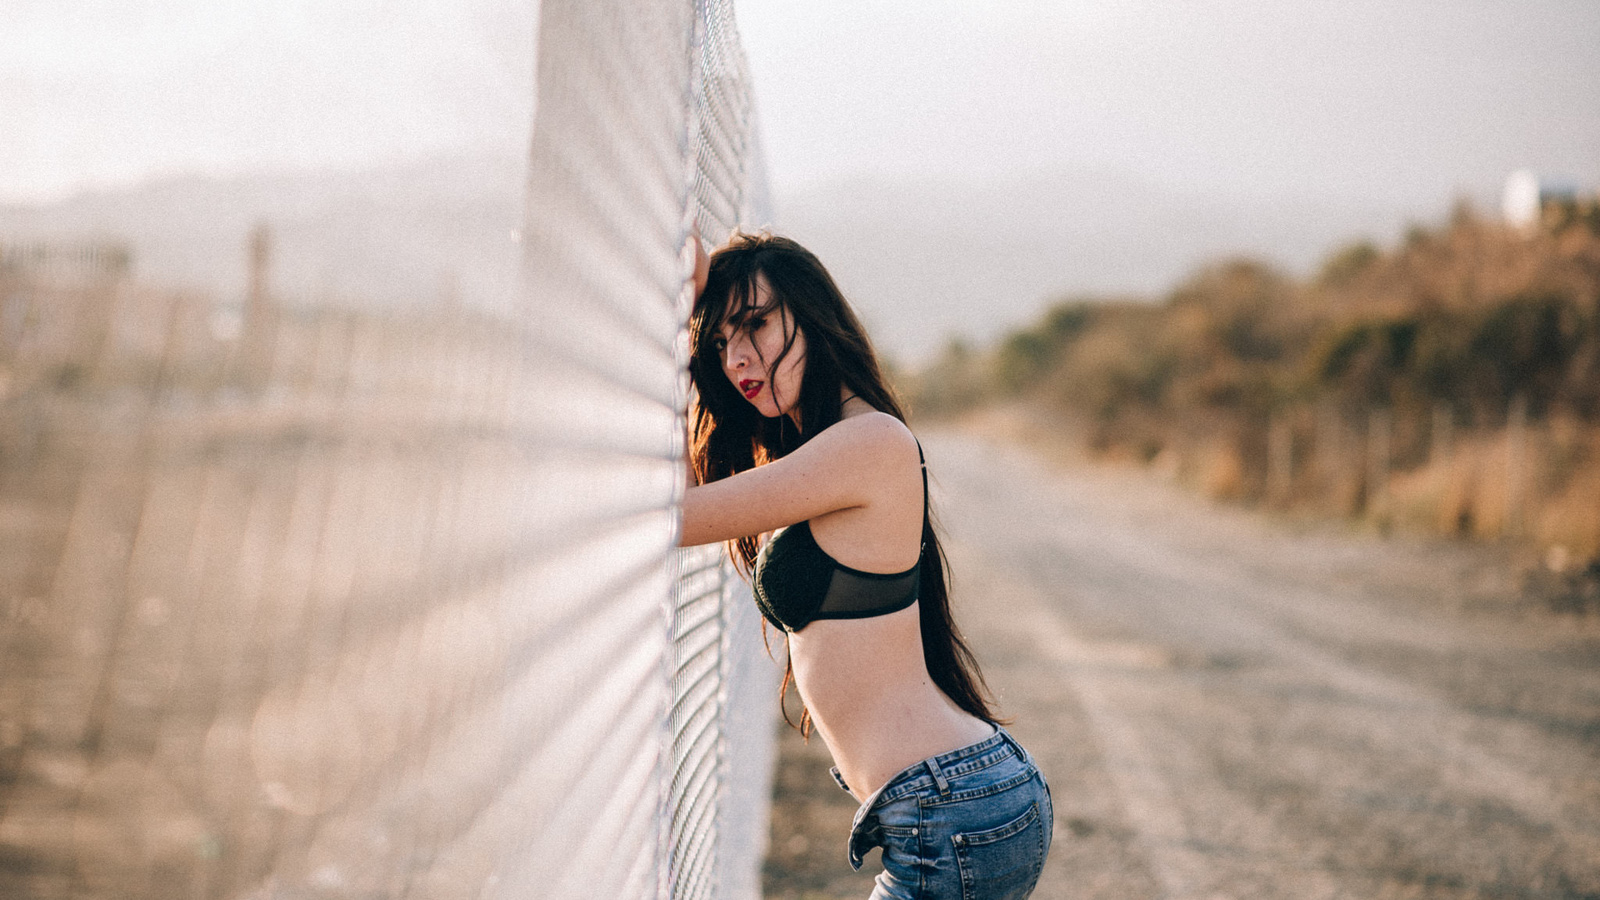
[678,232,1052,900]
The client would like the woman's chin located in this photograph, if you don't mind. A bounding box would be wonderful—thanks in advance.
[743,396,782,418]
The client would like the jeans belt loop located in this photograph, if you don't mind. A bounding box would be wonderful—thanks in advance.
[925,755,951,797]
[998,725,1031,766]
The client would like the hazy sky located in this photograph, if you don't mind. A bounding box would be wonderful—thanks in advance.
[1,0,537,202]
[736,0,1600,209]
[6,1,1598,207]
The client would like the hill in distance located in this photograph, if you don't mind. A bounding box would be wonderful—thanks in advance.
[0,154,528,314]
[4,156,1434,363]
[779,168,1446,364]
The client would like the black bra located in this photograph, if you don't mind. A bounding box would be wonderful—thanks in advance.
[752,442,926,633]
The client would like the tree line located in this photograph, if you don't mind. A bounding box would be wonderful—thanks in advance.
[912,195,1600,574]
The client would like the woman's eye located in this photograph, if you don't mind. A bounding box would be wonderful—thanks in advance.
[745,316,766,332]
[711,337,727,351]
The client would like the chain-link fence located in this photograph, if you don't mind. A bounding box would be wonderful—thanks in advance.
[0,1,774,897]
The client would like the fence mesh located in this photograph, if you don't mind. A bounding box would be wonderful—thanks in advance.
[0,1,773,898]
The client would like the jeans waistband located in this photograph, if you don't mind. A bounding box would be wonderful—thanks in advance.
[841,724,1033,869]
[831,724,1027,797]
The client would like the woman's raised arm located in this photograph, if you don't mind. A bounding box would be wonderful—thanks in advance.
[678,412,915,547]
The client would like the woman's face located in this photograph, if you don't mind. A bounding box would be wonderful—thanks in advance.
[714,273,807,421]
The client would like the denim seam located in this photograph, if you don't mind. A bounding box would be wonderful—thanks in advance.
[932,750,1011,780]
[878,747,1016,804]
[1036,797,1048,884]
[916,801,926,897]
[920,768,1037,807]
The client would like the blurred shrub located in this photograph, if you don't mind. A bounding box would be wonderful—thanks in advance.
[915,194,1600,427]
[1316,240,1380,288]
[908,337,987,418]
[993,300,1099,395]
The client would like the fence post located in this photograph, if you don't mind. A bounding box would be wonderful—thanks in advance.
[1431,403,1454,466]
[1315,399,1341,492]
[1431,402,1454,503]
[1267,411,1293,507]
[1505,394,1527,538]
[1367,407,1391,521]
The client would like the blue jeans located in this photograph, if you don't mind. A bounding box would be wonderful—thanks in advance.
[832,726,1053,900]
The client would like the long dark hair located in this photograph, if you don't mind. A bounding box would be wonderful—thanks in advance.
[688,231,1002,733]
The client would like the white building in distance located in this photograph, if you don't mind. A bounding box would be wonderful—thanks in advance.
[1503,169,1581,229]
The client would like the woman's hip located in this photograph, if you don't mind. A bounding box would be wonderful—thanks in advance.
[847,726,1053,900]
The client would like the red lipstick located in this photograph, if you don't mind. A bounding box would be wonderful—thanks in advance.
[739,379,763,400]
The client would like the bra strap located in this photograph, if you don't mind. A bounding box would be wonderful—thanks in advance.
[915,439,928,509]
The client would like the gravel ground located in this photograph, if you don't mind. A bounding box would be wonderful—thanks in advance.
[762,427,1600,900]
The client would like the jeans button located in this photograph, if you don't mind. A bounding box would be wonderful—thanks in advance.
[910,828,918,836]
[952,834,964,846]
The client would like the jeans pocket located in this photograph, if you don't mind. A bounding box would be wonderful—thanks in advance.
[953,801,1047,900]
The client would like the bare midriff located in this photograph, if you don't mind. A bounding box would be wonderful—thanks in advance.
[787,603,995,803]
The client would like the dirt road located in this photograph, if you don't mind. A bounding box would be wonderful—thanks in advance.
[764,430,1600,899]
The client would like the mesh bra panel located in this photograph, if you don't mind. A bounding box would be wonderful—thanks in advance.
[816,563,920,619]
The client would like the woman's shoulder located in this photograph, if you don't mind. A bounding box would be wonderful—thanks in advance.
[811,411,919,467]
